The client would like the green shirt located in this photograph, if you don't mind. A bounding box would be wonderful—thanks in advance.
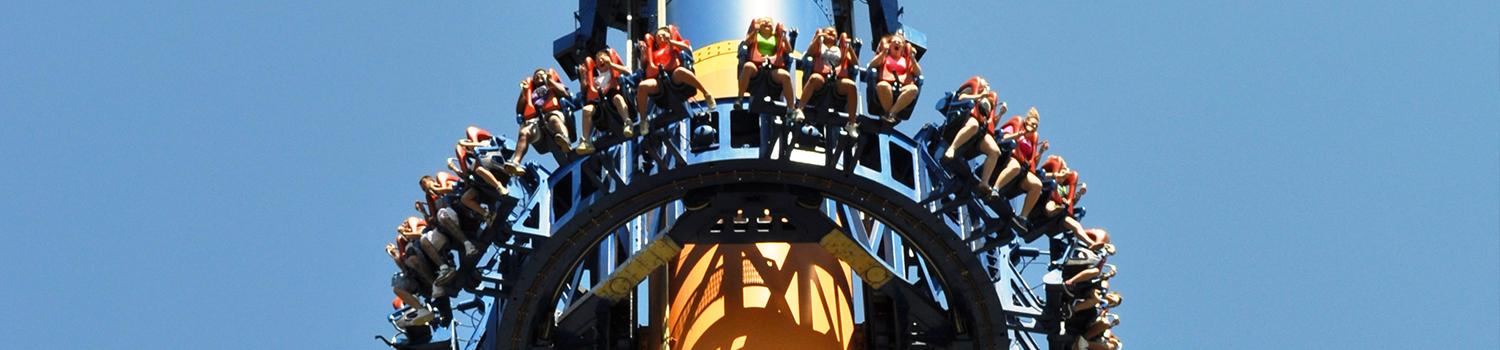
[756,32,777,57]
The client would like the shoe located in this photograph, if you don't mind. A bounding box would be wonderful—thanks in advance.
[502,162,526,176]
[463,241,480,258]
[638,119,651,137]
[843,123,859,139]
[622,118,636,138]
[552,134,571,151]
[791,108,805,123]
[882,114,897,124]
[434,265,456,285]
[1012,215,1031,231]
[480,209,496,225]
[734,96,743,111]
[396,306,435,328]
[575,140,595,155]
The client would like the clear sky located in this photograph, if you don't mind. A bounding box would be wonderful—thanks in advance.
[1,1,1496,349]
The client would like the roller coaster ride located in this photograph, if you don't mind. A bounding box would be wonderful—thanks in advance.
[376,1,1124,349]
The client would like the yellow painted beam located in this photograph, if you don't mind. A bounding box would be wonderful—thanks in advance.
[592,235,683,301]
[818,229,894,289]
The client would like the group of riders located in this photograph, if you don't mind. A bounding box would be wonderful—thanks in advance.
[379,17,1122,350]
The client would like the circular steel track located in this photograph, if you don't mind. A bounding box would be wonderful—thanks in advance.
[492,159,1008,349]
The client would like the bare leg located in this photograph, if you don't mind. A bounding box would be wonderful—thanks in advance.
[992,157,1022,192]
[473,167,507,196]
[773,68,795,105]
[946,118,980,159]
[547,112,570,145]
[978,135,1002,187]
[891,84,920,117]
[636,79,660,120]
[876,82,895,113]
[419,235,449,268]
[610,94,630,123]
[1020,172,1043,217]
[1085,314,1118,339]
[394,287,423,311]
[672,67,712,101]
[797,73,825,110]
[1065,267,1100,286]
[460,189,488,218]
[738,62,757,100]
[838,78,858,124]
[580,104,595,140]
[511,127,533,164]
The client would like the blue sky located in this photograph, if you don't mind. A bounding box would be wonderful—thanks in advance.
[1,1,1495,349]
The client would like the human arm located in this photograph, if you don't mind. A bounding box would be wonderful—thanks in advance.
[546,75,570,97]
[414,200,430,217]
[446,157,463,175]
[907,43,922,76]
[516,80,530,114]
[606,60,630,74]
[666,38,692,51]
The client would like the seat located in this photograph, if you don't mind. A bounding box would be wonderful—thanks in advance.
[786,39,862,165]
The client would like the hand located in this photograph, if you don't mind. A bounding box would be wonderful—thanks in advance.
[1040,140,1050,152]
[520,79,530,89]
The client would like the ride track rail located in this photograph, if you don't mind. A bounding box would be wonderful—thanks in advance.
[379,2,1112,349]
[453,103,1061,349]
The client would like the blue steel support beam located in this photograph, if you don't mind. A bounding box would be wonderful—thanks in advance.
[866,0,926,59]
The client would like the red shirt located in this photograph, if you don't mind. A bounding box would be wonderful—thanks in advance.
[1001,116,1039,168]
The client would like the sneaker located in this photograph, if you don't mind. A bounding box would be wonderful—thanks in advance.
[622,118,636,138]
[882,113,897,124]
[502,162,526,176]
[791,108,805,123]
[1012,215,1031,231]
[575,140,595,155]
[733,96,743,111]
[638,119,651,137]
[434,265,456,285]
[463,241,480,257]
[396,306,435,328]
[552,134,571,151]
[843,123,859,139]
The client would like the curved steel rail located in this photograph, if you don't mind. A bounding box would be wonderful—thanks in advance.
[456,104,1056,349]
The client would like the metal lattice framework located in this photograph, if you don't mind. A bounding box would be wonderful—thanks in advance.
[378,2,1116,349]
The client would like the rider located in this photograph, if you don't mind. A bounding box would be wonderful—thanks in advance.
[867,31,922,124]
[736,17,796,116]
[793,26,860,135]
[510,68,573,174]
[943,76,1008,199]
[635,25,713,134]
[993,107,1047,224]
[418,171,480,257]
[579,47,635,142]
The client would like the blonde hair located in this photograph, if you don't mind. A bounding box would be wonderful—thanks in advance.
[1027,106,1040,120]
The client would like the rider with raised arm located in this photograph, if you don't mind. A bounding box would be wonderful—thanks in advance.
[579,47,635,143]
[509,68,573,174]
[736,17,796,116]
[635,25,713,135]
[417,171,479,257]
[793,26,860,135]
[868,31,921,124]
[386,218,435,327]
[943,76,1008,198]
[993,107,1047,225]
